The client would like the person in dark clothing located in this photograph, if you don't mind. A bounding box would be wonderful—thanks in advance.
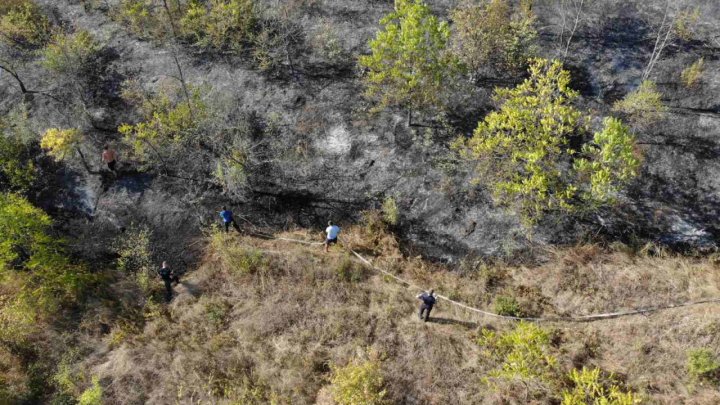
[417,289,436,322]
[158,261,179,302]
[219,206,241,233]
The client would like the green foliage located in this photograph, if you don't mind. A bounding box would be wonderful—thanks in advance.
[77,377,102,405]
[687,348,720,381]
[0,0,51,48]
[674,8,699,41]
[680,58,704,88]
[331,357,388,405]
[40,128,83,161]
[42,30,101,76]
[493,295,522,317]
[0,122,35,192]
[573,118,641,205]
[612,80,666,128]
[119,83,208,166]
[381,196,398,226]
[561,367,639,405]
[358,0,460,113]
[114,0,162,39]
[180,0,256,51]
[0,193,95,344]
[114,224,155,294]
[479,321,556,382]
[209,228,266,275]
[451,0,536,78]
[455,59,638,222]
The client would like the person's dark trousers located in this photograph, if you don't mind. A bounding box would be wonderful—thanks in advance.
[419,304,433,321]
[224,220,241,233]
[163,279,173,302]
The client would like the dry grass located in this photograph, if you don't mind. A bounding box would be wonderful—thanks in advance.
[69,224,720,404]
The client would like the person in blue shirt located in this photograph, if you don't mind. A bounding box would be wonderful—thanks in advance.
[324,220,340,252]
[219,206,241,233]
[417,289,436,322]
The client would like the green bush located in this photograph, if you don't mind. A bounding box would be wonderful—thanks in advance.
[0,0,51,48]
[454,59,640,223]
[493,295,522,317]
[381,197,399,226]
[612,80,666,128]
[42,30,102,76]
[479,321,557,382]
[118,83,208,168]
[451,0,536,79]
[0,193,96,344]
[331,357,388,405]
[561,367,639,405]
[77,377,102,405]
[180,0,256,52]
[358,0,460,115]
[681,58,704,88]
[0,130,35,192]
[114,224,155,294]
[114,0,163,40]
[687,348,720,381]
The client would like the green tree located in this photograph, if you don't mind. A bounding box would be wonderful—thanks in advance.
[358,0,460,120]
[0,0,52,94]
[42,30,101,76]
[451,0,536,80]
[118,83,208,169]
[612,80,666,128]
[454,59,640,223]
[0,193,95,343]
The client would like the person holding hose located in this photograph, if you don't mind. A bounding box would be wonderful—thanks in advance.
[417,289,436,322]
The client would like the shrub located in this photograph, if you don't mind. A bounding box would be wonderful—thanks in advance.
[40,128,83,161]
[479,321,557,382]
[114,224,155,293]
[561,367,639,405]
[114,0,162,40]
[494,295,522,317]
[331,357,388,405]
[0,129,35,192]
[451,0,536,79]
[42,30,101,76]
[0,0,51,48]
[681,58,704,88]
[573,117,641,205]
[180,0,256,52]
[358,0,460,115]
[454,59,640,223]
[612,80,666,128]
[381,197,398,226]
[310,20,347,64]
[78,377,102,405]
[118,83,208,167]
[687,348,720,381]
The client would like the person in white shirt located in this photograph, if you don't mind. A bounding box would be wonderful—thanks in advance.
[324,220,340,253]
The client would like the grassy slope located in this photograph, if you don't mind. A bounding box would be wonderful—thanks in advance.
[79,225,720,404]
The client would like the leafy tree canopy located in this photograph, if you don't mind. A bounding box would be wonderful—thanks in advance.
[358,0,460,114]
[454,59,640,223]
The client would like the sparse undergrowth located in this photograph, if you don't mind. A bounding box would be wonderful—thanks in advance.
[47,224,720,404]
